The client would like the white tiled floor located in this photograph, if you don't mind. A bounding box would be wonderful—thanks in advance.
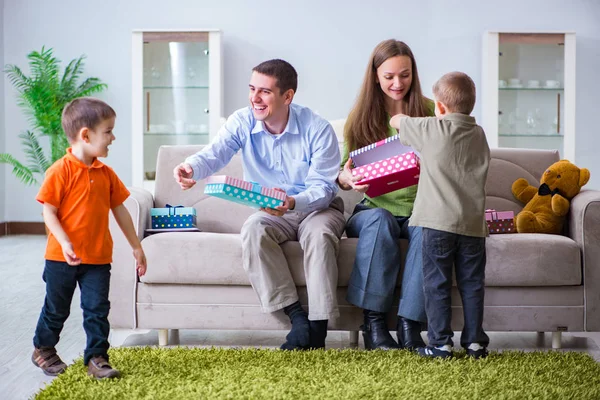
[1,235,599,399]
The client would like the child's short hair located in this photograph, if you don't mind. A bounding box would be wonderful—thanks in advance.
[432,72,476,115]
[61,97,116,143]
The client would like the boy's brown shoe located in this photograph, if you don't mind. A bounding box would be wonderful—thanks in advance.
[32,347,68,376]
[87,356,121,379]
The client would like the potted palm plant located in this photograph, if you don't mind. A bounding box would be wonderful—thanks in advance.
[1,46,108,185]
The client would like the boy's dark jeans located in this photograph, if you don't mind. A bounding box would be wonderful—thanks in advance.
[422,228,490,348]
[33,260,111,365]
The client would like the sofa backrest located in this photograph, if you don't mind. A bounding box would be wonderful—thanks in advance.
[485,147,559,213]
[154,145,559,234]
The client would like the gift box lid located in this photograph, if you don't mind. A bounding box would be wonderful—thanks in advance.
[205,175,287,201]
[349,133,417,167]
[151,204,197,217]
[351,151,419,182]
[485,209,515,221]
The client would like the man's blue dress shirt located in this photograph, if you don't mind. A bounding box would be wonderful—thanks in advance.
[185,103,340,213]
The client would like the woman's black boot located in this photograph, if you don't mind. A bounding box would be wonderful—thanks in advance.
[396,316,426,350]
[361,309,400,350]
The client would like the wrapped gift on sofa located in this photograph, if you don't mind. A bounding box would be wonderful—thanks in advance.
[204,175,287,209]
[350,134,420,198]
[485,209,515,234]
[150,204,197,229]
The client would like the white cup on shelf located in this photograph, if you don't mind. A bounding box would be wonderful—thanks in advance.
[527,80,540,88]
[545,80,560,88]
[499,80,507,88]
[508,78,521,87]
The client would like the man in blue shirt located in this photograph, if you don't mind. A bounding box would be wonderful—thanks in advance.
[173,59,345,350]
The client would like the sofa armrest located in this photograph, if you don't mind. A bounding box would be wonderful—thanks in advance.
[568,189,600,331]
[108,187,154,329]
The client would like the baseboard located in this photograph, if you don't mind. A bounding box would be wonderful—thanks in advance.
[0,221,46,236]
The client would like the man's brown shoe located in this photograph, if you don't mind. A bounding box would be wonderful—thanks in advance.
[32,347,68,376]
[87,356,121,379]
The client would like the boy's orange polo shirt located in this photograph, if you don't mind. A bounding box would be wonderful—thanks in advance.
[36,148,130,264]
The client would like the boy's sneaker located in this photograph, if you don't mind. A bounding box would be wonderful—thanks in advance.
[417,344,453,359]
[32,347,68,376]
[87,356,121,379]
[466,343,488,359]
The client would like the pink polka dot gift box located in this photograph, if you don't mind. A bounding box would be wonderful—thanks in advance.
[349,134,420,198]
[485,209,515,234]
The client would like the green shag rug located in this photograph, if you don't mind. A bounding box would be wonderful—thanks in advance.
[35,347,600,399]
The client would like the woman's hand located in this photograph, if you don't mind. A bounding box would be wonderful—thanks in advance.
[338,158,369,194]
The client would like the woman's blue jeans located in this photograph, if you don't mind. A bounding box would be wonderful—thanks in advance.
[345,203,426,323]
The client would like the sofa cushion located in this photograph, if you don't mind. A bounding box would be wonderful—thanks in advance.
[141,232,581,287]
[141,232,249,285]
[140,233,393,286]
[485,233,581,286]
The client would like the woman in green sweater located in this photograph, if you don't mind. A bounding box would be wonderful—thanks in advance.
[337,39,435,350]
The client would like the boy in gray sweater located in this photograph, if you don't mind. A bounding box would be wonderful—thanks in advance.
[390,72,490,359]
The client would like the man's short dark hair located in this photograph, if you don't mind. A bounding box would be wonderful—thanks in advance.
[252,59,298,94]
[61,97,116,143]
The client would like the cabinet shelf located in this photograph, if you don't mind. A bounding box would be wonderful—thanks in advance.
[499,133,563,137]
[144,132,209,136]
[144,86,209,89]
[499,87,563,91]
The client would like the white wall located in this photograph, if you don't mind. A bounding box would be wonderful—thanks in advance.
[3,0,600,221]
[0,0,5,223]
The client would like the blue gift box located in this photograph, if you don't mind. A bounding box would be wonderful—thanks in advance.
[150,204,197,229]
[204,175,286,209]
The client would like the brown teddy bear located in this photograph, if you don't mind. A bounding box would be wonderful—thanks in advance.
[511,160,590,234]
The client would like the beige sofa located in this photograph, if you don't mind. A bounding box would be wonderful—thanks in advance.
[108,142,600,349]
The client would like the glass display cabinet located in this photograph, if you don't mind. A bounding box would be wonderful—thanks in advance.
[131,30,223,192]
[482,32,576,161]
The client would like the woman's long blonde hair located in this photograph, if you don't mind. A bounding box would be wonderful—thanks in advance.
[344,40,429,151]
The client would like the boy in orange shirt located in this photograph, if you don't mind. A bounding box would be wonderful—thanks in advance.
[32,97,147,379]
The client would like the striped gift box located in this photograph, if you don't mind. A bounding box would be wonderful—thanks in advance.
[349,134,407,165]
[204,175,287,209]
[485,209,515,234]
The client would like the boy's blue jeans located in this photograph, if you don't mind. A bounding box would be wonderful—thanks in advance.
[345,203,427,323]
[422,228,490,348]
[33,260,111,365]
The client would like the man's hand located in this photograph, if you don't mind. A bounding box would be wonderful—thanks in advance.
[60,241,81,266]
[261,188,294,217]
[133,247,147,276]
[337,158,369,194]
[389,113,407,130]
[173,163,196,190]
